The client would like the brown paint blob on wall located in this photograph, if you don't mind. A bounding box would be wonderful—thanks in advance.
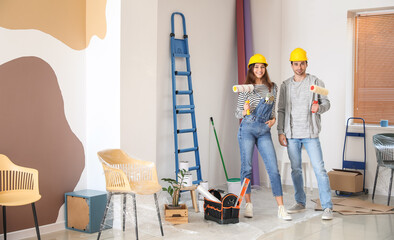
[0,0,107,50]
[0,57,85,233]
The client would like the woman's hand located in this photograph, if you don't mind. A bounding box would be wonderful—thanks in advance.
[243,101,250,116]
[265,118,276,128]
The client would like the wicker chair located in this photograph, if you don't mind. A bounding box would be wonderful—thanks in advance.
[372,133,394,206]
[97,149,163,240]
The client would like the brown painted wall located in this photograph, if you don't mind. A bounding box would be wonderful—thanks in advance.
[0,57,85,233]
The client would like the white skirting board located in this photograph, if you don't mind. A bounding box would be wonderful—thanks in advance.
[0,221,65,240]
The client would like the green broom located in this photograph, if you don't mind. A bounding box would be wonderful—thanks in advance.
[210,117,240,183]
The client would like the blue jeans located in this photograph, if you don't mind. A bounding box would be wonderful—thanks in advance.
[238,120,282,196]
[287,138,333,209]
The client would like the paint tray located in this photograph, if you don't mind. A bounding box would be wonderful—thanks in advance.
[203,189,239,224]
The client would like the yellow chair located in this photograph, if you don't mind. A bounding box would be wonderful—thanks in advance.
[0,154,41,240]
[97,149,163,240]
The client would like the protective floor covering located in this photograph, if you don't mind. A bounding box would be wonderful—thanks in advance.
[63,186,322,240]
[313,197,394,215]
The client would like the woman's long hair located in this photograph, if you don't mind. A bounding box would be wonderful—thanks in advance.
[245,63,273,92]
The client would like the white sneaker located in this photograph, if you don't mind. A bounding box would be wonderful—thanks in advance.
[322,208,333,220]
[278,205,292,221]
[245,202,253,218]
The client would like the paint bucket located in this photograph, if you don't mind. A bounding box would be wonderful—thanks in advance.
[227,178,241,194]
[183,173,193,187]
[179,161,189,171]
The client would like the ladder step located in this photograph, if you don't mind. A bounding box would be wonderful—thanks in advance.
[176,90,193,95]
[173,53,190,58]
[343,160,366,170]
[346,132,365,137]
[192,180,202,185]
[175,71,191,76]
[175,105,194,109]
[177,128,196,134]
[178,147,198,153]
[176,109,194,114]
[188,165,200,171]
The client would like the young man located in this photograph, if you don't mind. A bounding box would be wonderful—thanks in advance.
[277,48,333,220]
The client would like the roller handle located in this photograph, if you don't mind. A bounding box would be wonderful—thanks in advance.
[245,100,250,115]
[312,100,318,113]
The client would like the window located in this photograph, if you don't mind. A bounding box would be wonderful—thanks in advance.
[354,12,394,125]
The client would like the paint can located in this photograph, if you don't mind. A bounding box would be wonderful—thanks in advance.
[183,173,193,187]
[179,161,189,171]
[227,178,241,194]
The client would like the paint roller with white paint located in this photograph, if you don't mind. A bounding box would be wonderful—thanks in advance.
[232,84,254,93]
[232,85,254,115]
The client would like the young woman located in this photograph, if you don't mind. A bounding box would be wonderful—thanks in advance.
[235,54,291,220]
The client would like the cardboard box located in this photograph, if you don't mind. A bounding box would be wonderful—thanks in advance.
[328,169,363,193]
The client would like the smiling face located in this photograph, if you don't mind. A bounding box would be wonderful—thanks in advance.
[253,63,266,80]
[291,61,308,77]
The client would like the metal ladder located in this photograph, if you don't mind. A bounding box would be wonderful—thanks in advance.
[339,117,368,195]
[170,12,202,184]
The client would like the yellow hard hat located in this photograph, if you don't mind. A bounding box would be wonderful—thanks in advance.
[290,48,308,61]
[248,54,268,68]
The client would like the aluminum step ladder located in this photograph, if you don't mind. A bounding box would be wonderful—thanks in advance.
[170,12,202,184]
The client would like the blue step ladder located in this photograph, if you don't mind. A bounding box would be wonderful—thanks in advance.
[170,12,202,184]
[338,117,368,196]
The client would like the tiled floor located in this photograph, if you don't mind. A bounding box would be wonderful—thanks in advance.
[21,185,394,240]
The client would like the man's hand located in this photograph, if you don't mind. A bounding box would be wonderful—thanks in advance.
[311,101,319,113]
[279,134,287,147]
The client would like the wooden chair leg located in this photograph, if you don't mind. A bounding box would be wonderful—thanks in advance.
[97,193,112,240]
[132,194,138,240]
[154,193,164,236]
[372,165,379,200]
[2,206,6,240]
[31,203,41,240]
[190,190,199,212]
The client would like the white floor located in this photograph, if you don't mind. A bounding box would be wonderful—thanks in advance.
[21,185,394,240]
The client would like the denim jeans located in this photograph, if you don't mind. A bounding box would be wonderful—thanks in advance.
[287,138,333,209]
[238,100,282,196]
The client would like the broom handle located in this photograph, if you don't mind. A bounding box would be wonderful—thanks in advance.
[210,117,229,181]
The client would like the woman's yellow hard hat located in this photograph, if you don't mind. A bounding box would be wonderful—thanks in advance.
[248,54,268,68]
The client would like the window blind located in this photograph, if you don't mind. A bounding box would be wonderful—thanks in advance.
[354,13,394,125]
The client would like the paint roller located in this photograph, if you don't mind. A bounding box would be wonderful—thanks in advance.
[232,84,254,93]
[234,178,250,207]
[233,84,254,115]
[310,85,329,113]
[197,185,220,202]
[310,85,329,96]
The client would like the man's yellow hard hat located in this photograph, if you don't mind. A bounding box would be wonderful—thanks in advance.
[290,48,308,61]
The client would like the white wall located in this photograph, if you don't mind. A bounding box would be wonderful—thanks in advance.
[121,0,158,163]
[85,0,121,191]
[121,0,239,187]
[251,0,394,196]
